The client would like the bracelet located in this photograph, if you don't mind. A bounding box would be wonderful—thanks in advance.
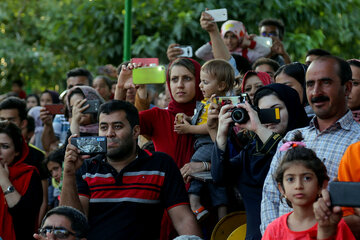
[202,161,207,171]
[202,162,210,171]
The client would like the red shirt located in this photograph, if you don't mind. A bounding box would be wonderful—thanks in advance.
[262,212,355,240]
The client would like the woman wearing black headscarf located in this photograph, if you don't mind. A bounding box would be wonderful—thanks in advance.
[211,83,309,240]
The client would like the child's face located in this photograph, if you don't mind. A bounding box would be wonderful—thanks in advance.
[47,161,62,183]
[279,163,321,208]
[199,71,225,98]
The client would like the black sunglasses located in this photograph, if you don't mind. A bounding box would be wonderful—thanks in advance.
[38,226,76,239]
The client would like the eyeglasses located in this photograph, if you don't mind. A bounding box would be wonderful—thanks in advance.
[38,226,76,239]
[261,32,278,37]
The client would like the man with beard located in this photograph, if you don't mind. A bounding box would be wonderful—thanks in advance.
[60,100,202,240]
[260,55,360,234]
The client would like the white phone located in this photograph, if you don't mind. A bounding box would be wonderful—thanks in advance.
[205,8,228,22]
[254,36,273,48]
[175,46,193,57]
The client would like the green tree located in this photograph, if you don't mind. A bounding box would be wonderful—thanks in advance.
[1,0,359,93]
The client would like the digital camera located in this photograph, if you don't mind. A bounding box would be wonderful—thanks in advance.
[216,93,280,124]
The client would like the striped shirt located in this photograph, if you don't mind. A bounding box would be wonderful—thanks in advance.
[76,149,189,240]
[260,110,360,234]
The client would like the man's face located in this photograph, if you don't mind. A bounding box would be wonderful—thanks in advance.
[259,25,280,39]
[39,214,78,240]
[0,109,23,127]
[306,59,350,122]
[99,110,139,161]
[66,76,89,89]
[305,54,319,66]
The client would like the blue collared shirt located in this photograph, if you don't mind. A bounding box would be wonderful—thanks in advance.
[260,110,360,234]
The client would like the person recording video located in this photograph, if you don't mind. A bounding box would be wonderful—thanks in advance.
[210,83,309,239]
[60,100,202,240]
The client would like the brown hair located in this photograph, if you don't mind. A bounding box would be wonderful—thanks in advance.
[201,59,234,92]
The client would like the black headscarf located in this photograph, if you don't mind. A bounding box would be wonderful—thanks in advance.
[253,83,309,134]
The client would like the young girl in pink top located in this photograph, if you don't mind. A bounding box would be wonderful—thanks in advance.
[262,132,355,240]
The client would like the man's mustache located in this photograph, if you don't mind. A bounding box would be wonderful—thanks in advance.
[311,96,330,103]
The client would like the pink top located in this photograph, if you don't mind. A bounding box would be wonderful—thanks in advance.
[262,212,355,240]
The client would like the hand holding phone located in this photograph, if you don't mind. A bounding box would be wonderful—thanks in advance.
[205,8,228,22]
[174,46,193,58]
[131,58,159,66]
[254,36,273,48]
[82,100,101,114]
[71,136,107,155]
[45,104,65,115]
[330,181,360,207]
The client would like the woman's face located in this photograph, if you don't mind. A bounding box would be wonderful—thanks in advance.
[47,161,62,183]
[169,65,196,103]
[93,78,111,101]
[69,93,93,125]
[258,94,289,135]
[244,75,264,102]
[275,72,304,104]
[40,92,53,107]
[223,32,240,52]
[26,96,38,109]
[348,65,360,110]
[0,133,19,166]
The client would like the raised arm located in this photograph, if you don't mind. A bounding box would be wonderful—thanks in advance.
[40,107,59,153]
[114,64,134,101]
[60,135,90,216]
[200,11,231,61]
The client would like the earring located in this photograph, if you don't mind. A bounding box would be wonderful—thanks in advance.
[317,193,322,198]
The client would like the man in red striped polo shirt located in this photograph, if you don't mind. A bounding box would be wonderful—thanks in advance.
[60,100,202,240]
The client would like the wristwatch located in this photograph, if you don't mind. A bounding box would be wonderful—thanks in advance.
[3,186,15,195]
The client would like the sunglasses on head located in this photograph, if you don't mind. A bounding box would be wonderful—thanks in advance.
[38,226,76,239]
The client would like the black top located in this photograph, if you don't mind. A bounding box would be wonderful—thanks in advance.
[76,149,189,240]
[25,144,48,179]
[9,172,43,240]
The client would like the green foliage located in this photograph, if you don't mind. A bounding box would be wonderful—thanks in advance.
[1,0,359,93]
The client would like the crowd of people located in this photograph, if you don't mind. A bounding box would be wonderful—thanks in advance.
[0,9,360,240]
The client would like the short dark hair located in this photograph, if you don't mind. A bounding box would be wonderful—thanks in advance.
[99,100,139,129]
[258,18,285,40]
[252,57,280,72]
[314,55,352,85]
[0,96,27,121]
[26,115,35,134]
[347,59,360,69]
[232,54,252,76]
[26,94,40,106]
[306,48,331,57]
[66,68,93,86]
[41,206,89,238]
[94,75,113,89]
[12,79,24,87]
[45,148,64,167]
[0,121,24,162]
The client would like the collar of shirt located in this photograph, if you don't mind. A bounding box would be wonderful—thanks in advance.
[309,110,354,132]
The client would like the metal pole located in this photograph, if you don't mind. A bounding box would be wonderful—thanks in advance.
[123,0,132,62]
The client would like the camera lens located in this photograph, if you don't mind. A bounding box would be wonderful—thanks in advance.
[231,108,249,124]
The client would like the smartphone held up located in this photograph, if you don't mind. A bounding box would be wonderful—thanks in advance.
[132,66,166,85]
[205,8,228,22]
